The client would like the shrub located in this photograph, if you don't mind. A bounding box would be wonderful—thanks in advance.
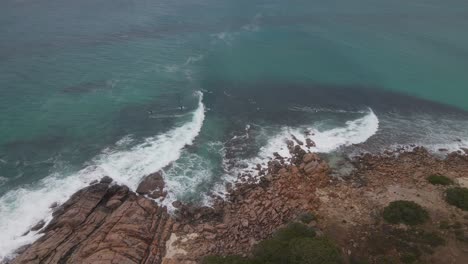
[374,256,399,264]
[252,238,290,263]
[439,220,450,229]
[366,227,444,264]
[288,237,343,264]
[252,222,316,263]
[205,222,344,264]
[298,212,316,224]
[427,175,453,186]
[202,255,253,264]
[445,187,468,211]
[382,201,429,225]
[273,222,316,241]
[411,230,445,247]
[400,252,419,264]
[454,229,468,243]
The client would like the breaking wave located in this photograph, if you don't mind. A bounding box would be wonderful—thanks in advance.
[229,109,379,179]
[0,92,205,259]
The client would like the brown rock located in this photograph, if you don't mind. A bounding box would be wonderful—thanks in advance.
[30,220,45,232]
[306,138,316,148]
[172,200,183,208]
[99,176,113,184]
[203,224,216,233]
[136,171,166,199]
[12,183,173,264]
[241,219,249,227]
[304,161,319,173]
[89,180,98,185]
[105,199,122,209]
[303,153,313,163]
[216,224,228,230]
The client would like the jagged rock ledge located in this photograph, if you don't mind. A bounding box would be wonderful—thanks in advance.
[9,180,173,264]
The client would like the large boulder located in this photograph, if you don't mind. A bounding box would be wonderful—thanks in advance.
[11,183,173,264]
[136,171,167,199]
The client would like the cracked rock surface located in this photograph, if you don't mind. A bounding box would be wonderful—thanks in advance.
[11,182,173,264]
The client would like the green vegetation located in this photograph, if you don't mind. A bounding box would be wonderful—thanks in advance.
[445,187,468,211]
[288,237,342,264]
[366,227,444,264]
[202,222,342,264]
[272,222,316,241]
[298,212,316,224]
[202,255,254,264]
[426,175,453,186]
[454,229,468,243]
[382,201,429,225]
[439,220,450,229]
[404,229,445,248]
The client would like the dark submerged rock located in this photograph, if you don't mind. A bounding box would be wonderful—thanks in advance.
[136,171,167,199]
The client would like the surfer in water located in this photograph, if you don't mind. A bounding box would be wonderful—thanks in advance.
[176,93,185,111]
[148,93,186,117]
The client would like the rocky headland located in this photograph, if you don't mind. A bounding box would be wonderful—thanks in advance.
[6,145,468,264]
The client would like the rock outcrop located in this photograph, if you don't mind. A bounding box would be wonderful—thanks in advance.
[11,180,173,264]
[163,145,330,262]
[137,171,167,200]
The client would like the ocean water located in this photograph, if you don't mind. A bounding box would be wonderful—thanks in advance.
[1,0,468,258]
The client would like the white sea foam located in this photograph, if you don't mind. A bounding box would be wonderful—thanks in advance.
[288,106,368,114]
[184,55,204,66]
[235,109,379,178]
[115,135,134,147]
[164,65,180,73]
[161,140,225,211]
[242,13,262,32]
[211,32,235,45]
[374,111,468,156]
[307,109,380,153]
[161,152,214,210]
[211,13,263,46]
[0,177,8,187]
[0,92,205,259]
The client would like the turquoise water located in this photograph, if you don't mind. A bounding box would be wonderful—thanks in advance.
[1,0,468,257]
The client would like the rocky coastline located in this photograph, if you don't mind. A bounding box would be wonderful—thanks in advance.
[6,145,468,264]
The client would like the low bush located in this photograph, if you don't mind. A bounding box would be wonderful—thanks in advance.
[288,237,343,264]
[454,229,468,243]
[202,255,253,264]
[273,222,316,241]
[400,251,420,264]
[365,227,444,264]
[298,212,316,224]
[383,201,429,225]
[408,230,445,247]
[445,187,468,211]
[427,175,453,186]
[439,220,450,229]
[252,222,318,263]
[204,222,343,264]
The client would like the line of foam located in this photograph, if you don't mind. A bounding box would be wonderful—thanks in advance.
[0,91,205,258]
[231,109,379,180]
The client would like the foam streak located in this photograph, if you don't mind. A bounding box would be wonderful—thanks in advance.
[0,92,205,258]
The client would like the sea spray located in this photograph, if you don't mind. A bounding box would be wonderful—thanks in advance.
[0,92,205,258]
[227,109,379,181]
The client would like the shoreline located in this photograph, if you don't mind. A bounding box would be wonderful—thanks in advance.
[5,145,468,263]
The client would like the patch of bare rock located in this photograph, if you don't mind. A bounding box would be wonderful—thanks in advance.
[9,179,173,264]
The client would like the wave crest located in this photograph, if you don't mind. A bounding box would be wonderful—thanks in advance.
[226,109,379,181]
[0,92,205,259]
